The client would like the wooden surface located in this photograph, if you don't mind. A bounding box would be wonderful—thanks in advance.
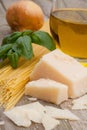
[0,0,87,130]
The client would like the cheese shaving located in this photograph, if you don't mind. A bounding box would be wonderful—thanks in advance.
[4,107,31,127]
[72,94,87,109]
[45,106,79,120]
[42,113,59,130]
[4,101,79,129]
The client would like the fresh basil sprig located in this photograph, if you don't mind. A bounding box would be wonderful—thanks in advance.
[16,35,33,60]
[7,49,19,68]
[0,30,56,68]
[2,32,22,45]
[31,31,56,50]
[0,44,12,59]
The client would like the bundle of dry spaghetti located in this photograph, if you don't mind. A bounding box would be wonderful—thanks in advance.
[0,44,49,110]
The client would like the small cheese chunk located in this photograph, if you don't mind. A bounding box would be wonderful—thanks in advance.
[72,94,87,110]
[30,49,87,98]
[27,97,37,101]
[4,107,31,127]
[25,78,68,105]
[45,106,79,121]
[42,113,60,130]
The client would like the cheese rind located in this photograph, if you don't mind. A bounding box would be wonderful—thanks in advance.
[30,49,87,98]
[25,78,68,104]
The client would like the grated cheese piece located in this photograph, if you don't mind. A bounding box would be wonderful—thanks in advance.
[45,106,79,120]
[42,113,60,130]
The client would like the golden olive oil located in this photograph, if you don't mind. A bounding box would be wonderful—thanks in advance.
[50,9,87,58]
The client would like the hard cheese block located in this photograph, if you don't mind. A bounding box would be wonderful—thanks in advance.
[30,49,87,98]
[25,78,68,104]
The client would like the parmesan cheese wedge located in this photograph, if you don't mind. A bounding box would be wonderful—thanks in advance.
[42,113,60,130]
[30,49,87,98]
[25,78,68,105]
[72,94,87,109]
[45,106,79,121]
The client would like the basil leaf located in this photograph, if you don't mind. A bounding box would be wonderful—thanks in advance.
[1,30,56,69]
[7,50,19,68]
[2,32,22,45]
[2,34,11,45]
[12,43,21,56]
[31,31,56,51]
[22,30,33,36]
[0,44,12,58]
[16,35,33,59]
[1,54,7,60]
[9,32,22,43]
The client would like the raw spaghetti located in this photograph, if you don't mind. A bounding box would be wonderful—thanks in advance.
[0,44,49,110]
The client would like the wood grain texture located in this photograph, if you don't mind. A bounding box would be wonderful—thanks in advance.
[0,2,7,26]
[63,0,87,8]
[0,0,18,10]
[0,0,87,130]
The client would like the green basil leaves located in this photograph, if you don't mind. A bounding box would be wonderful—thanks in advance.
[31,31,55,51]
[16,35,33,59]
[0,30,56,68]
[7,50,19,68]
